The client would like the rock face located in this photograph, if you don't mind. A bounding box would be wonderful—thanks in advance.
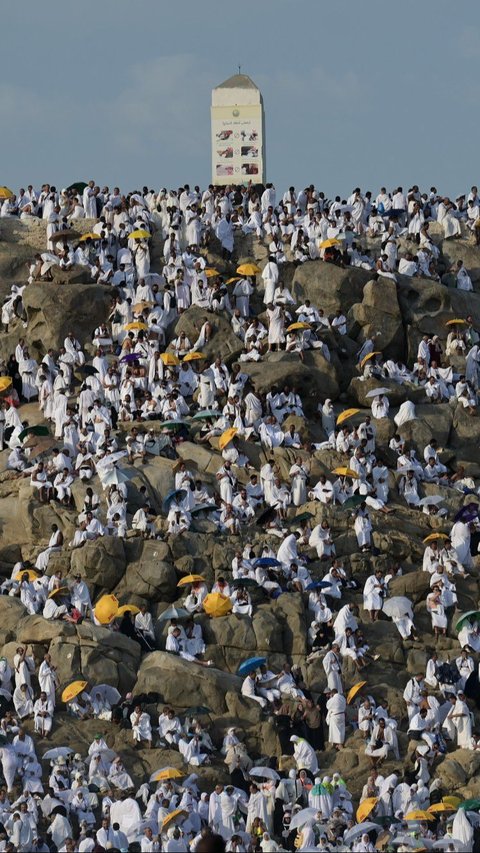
[3,216,480,819]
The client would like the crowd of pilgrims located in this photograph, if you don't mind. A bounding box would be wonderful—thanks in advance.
[0,178,478,849]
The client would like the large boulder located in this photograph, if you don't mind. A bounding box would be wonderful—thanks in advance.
[349,278,405,360]
[134,652,243,715]
[173,306,243,364]
[241,351,340,406]
[22,282,111,360]
[291,263,371,315]
[70,537,127,591]
[114,541,177,602]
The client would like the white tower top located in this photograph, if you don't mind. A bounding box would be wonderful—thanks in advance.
[211,72,266,185]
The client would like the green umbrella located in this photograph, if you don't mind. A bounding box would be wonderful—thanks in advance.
[67,181,88,193]
[343,494,365,510]
[291,511,315,523]
[160,420,189,431]
[459,798,480,810]
[373,815,401,826]
[183,705,211,716]
[19,425,50,442]
[192,410,220,421]
[455,611,480,633]
[231,578,259,589]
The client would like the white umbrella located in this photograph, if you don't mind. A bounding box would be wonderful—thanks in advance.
[289,807,321,831]
[433,841,467,851]
[91,684,121,705]
[157,606,190,622]
[42,747,74,760]
[250,766,280,781]
[382,596,413,619]
[98,467,131,489]
[343,822,380,844]
[365,387,391,398]
[419,495,444,507]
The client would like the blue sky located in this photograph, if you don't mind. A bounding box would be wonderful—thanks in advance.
[3,0,479,198]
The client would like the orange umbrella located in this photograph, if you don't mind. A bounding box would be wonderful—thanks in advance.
[48,586,70,599]
[0,377,12,393]
[115,604,140,617]
[183,352,206,362]
[0,187,14,200]
[203,592,232,617]
[177,574,206,587]
[422,532,449,543]
[219,427,238,450]
[15,569,40,582]
[94,594,119,624]
[236,263,261,276]
[405,810,434,821]
[336,408,361,426]
[62,680,88,703]
[79,232,101,241]
[205,268,221,278]
[161,808,188,830]
[356,797,378,822]
[347,681,367,704]
[360,351,381,369]
[124,321,148,331]
[160,353,180,366]
[332,467,359,478]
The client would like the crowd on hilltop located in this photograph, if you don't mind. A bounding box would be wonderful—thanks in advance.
[0,177,478,849]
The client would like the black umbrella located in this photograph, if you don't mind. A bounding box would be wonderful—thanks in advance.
[67,181,87,193]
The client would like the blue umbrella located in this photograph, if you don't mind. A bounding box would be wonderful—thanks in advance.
[237,657,266,677]
[454,503,479,523]
[190,503,218,515]
[306,581,332,591]
[162,489,187,512]
[120,353,140,363]
[254,558,281,568]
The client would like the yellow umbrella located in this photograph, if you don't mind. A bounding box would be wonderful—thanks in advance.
[203,592,233,617]
[129,229,151,240]
[48,586,70,599]
[161,808,188,830]
[332,467,359,478]
[15,569,40,582]
[124,321,148,331]
[445,318,467,326]
[236,263,261,276]
[79,232,101,241]
[347,681,367,704]
[356,797,378,822]
[442,795,462,808]
[205,268,221,278]
[428,803,455,813]
[219,427,238,450]
[152,767,183,782]
[62,680,88,703]
[94,594,119,625]
[226,276,241,284]
[177,574,206,587]
[183,352,206,362]
[160,353,180,366]
[0,377,12,392]
[422,532,449,543]
[133,301,154,313]
[405,810,434,821]
[360,351,382,369]
[116,604,140,617]
[0,187,14,199]
[320,238,341,249]
[286,322,311,332]
[336,408,361,426]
